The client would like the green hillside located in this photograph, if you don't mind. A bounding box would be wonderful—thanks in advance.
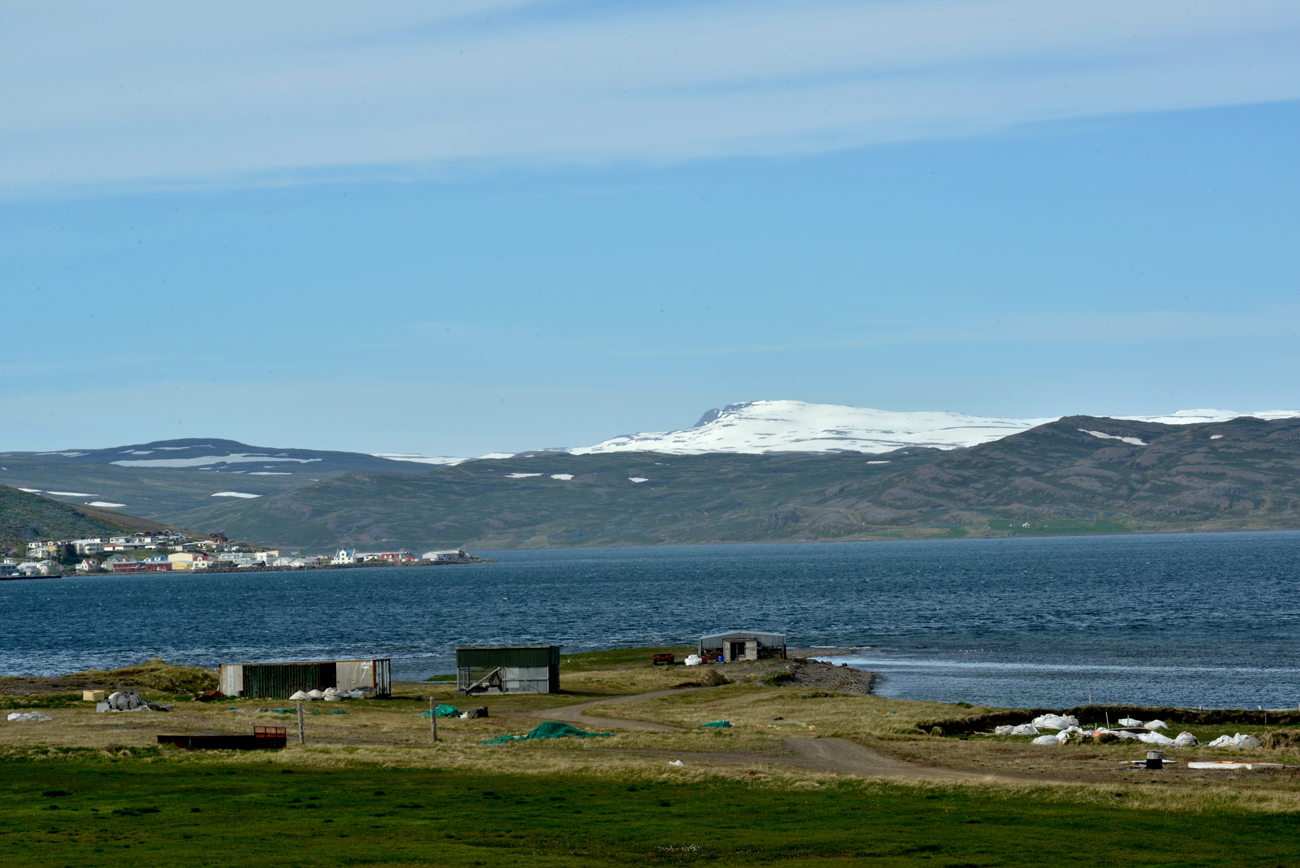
[0,486,142,557]
[157,415,1300,550]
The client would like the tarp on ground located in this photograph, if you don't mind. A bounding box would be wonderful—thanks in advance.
[699,720,732,728]
[481,721,613,744]
[420,705,460,718]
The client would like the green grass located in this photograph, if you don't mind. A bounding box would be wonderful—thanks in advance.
[3,756,1300,866]
[0,694,83,710]
[559,646,693,671]
[987,517,1134,535]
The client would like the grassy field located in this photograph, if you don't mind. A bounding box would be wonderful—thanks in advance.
[6,654,1300,866]
[7,757,1300,867]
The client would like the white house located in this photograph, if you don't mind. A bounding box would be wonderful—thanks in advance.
[72,539,106,555]
[331,549,358,565]
[18,560,62,577]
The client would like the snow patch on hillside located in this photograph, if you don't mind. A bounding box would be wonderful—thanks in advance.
[1081,430,1147,446]
[373,452,466,466]
[113,454,321,468]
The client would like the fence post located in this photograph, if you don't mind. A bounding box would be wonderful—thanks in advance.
[430,697,438,742]
[297,701,305,745]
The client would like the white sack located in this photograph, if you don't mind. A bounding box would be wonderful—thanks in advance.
[1032,734,1064,745]
[307,689,324,700]
[1118,717,1142,727]
[1031,714,1079,731]
[1174,732,1199,747]
[684,655,702,667]
[1205,733,1262,749]
[1138,731,1176,746]
[289,691,312,701]
[1145,719,1169,730]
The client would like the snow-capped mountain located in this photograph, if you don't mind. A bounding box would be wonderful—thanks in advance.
[566,401,1300,457]
[376,401,1300,462]
[567,401,1058,455]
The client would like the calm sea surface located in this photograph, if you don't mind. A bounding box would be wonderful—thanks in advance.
[3,532,1299,710]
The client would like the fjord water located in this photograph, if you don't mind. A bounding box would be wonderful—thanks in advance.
[3,532,1299,710]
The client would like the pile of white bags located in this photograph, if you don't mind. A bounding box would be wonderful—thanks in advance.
[1032,726,1085,745]
[684,655,702,666]
[7,711,52,722]
[1031,713,1079,731]
[994,723,1040,736]
[289,688,367,701]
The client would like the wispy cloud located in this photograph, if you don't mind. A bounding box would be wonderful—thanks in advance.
[3,0,1298,194]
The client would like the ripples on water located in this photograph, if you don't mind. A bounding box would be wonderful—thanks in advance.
[3,531,1298,709]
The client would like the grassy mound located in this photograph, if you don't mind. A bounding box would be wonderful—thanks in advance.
[0,658,216,697]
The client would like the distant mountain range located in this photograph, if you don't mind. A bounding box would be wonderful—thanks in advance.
[4,404,1300,551]
[156,414,1300,550]
[377,400,1300,462]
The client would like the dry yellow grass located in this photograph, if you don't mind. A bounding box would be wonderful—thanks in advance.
[585,680,976,739]
[7,661,1300,819]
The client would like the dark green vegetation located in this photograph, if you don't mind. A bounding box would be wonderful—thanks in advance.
[4,758,1300,867]
[0,485,135,557]
[559,646,695,671]
[6,417,1300,550]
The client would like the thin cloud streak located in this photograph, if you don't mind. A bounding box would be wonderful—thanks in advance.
[2,1,1299,193]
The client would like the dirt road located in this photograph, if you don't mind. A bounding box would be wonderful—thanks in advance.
[523,689,690,732]
[521,687,1045,784]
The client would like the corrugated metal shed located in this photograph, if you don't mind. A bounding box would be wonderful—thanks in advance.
[699,630,786,648]
[219,658,391,698]
[455,645,561,694]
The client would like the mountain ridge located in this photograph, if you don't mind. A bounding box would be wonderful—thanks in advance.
[157,415,1300,551]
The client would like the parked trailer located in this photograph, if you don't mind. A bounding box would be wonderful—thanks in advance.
[219,658,391,698]
[158,726,287,750]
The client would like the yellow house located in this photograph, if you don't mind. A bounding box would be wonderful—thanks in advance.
[167,552,197,571]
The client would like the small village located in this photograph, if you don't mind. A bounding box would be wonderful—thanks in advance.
[0,531,475,579]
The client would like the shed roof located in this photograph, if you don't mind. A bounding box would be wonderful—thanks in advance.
[699,630,786,647]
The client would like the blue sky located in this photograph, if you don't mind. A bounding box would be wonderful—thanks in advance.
[3,1,1299,456]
